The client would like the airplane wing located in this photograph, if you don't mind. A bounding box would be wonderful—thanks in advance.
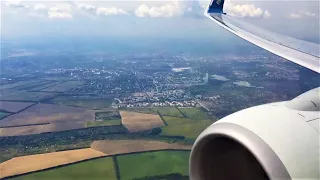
[205,0,320,73]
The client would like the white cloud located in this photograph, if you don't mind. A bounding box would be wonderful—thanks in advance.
[96,7,129,16]
[5,1,27,9]
[33,4,47,11]
[28,12,45,18]
[289,13,302,19]
[224,1,270,18]
[289,11,317,19]
[135,3,181,18]
[48,4,72,19]
[304,11,316,17]
[263,10,271,18]
[48,11,73,19]
[54,4,72,12]
[77,3,96,11]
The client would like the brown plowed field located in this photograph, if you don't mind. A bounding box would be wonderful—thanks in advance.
[0,148,106,179]
[91,140,192,155]
[0,101,34,113]
[0,103,94,127]
[0,122,85,137]
[120,111,164,132]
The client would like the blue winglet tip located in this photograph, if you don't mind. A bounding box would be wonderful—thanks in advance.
[207,0,225,13]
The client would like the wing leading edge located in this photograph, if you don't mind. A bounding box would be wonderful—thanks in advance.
[206,0,320,73]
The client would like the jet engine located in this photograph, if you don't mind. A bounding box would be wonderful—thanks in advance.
[190,88,320,180]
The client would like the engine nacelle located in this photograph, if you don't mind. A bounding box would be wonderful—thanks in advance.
[190,88,320,180]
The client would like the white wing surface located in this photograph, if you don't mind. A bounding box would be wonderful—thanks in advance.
[206,0,320,73]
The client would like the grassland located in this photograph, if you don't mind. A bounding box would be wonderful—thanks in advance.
[0,148,106,179]
[0,80,43,90]
[155,107,184,117]
[161,116,213,141]
[41,81,83,92]
[10,157,116,180]
[122,108,158,114]
[0,91,57,101]
[95,111,121,121]
[178,107,211,120]
[0,111,11,120]
[0,101,34,113]
[120,111,164,132]
[85,120,120,127]
[117,150,190,180]
[122,107,184,118]
[51,96,113,110]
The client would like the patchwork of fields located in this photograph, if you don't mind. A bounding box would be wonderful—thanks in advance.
[0,101,35,113]
[0,78,216,180]
[120,111,165,132]
[4,150,190,180]
[0,148,106,179]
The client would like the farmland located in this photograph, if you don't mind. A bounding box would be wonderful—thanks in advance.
[0,148,106,179]
[41,81,83,92]
[0,91,58,101]
[117,150,190,180]
[50,96,113,110]
[0,80,44,90]
[120,111,165,132]
[0,103,94,127]
[95,111,121,121]
[122,107,184,117]
[161,116,213,140]
[91,140,191,155]
[10,157,116,180]
[6,150,190,180]
[156,107,184,117]
[178,107,212,120]
[85,120,120,127]
[0,111,11,120]
[0,101,34,113]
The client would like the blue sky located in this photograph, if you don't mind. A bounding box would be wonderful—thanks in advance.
[1,0,319,42]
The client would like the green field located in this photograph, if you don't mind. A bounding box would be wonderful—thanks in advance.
[41,81,83,92]
[12,157,117,180]
[122,108,158,114]
[0,111,11,120]
[85,119,121,127]
[51,96,113,110]
[0,91,57,101]
[161,116,213,140]
[95,111,121,121]
[178,107,211,120]
[117,151,190,180]
[155,107,184,117]
[122,107,184,118]
[0,80,43,90]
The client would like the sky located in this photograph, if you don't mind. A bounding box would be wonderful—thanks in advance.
[1,0,319,43]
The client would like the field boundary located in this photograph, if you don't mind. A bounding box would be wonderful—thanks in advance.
[175,106,187,118]
[0,102,38,120]
[157,111,168,126]
[1,149,191,180]
[113,156,121,180]
[0,122,50,128]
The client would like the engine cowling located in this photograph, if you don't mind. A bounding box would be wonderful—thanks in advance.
[190,88,320,180]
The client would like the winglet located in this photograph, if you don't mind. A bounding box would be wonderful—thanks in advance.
[207,0,225,13]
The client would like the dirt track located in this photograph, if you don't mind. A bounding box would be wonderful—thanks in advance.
[0,148,106,179]
[120,111,164,132]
